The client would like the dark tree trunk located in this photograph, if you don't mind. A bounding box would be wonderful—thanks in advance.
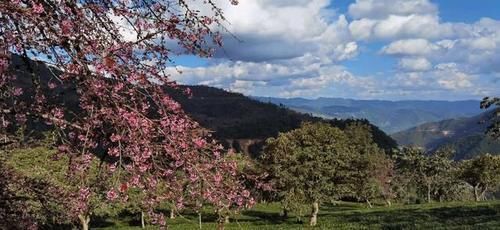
[280,207,289,219]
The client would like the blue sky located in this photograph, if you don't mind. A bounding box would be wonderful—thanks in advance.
[168,0,500,100]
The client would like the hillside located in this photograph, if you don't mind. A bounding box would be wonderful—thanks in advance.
[255,97,483,134]
[5,56,397,155]
[392,111,500,160]
[168,85,397,155]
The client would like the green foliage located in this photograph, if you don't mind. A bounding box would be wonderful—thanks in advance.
[344,123,394,206]
[394,148,460,203]
[481,97,500,140]
[5,146,122,223]
[458,154,500,201]
[1,147,72,227]
[262,122,352,206]
[261,121,394,223]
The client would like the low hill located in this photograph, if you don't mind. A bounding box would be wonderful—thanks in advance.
[392,111,500,160]
[255,97,483,134]
[169,85,397,155]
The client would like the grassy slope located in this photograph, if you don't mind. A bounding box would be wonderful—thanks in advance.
[95,201,500,229]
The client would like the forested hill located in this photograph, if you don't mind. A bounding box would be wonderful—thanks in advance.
[392,110,500,160]
[165,85,398,154]
[7,56,397,155]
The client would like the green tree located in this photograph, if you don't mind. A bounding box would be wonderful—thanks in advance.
[345,123,394,207]
[262,122,353,226]
[458,154,500,201]
[395,148,455,203]
[481,97,499,140]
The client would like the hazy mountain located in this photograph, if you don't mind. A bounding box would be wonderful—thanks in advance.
[254,97,483,134]
[392,111,500,160]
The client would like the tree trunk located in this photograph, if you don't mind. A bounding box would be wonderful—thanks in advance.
[480,186,488,201]
[309,201,319,226]
[141,211,145,229]
[385,199,392,207]
[366,199,373,208]
[78,214,90,230]
[170,209,176,219]
[224,215,230,224]
[198,212,202,230]
[217,220,225,230]
[427,183,432,203]
[474,185,480,202]
[217,208,225,230]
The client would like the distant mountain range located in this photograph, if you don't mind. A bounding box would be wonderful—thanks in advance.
[392,110,500,160]
[254,97,484,134]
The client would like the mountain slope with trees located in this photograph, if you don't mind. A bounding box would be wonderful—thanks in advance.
[169,85,398,155]
[392,110,500,160]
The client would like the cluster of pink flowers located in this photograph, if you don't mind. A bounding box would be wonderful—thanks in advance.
[0,0,259,227]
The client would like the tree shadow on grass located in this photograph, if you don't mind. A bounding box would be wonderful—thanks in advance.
[332,203,500,229]
[90,215,116,228]
[240,210,287,225]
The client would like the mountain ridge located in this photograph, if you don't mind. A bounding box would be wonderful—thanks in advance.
[254,96,483,133]
[392,110,500,160]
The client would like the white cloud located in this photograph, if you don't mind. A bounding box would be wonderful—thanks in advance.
[198,0,358,63]
[433,63,474,90]
[161,0,500,100]
[348,0,437,19]
[382,39,439,55]
[398,57,432,71]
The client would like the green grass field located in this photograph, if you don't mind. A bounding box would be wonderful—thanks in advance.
[94,201,500,229]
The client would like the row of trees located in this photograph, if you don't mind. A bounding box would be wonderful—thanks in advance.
[261,122,500,226]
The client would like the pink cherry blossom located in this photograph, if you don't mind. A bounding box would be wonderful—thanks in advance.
[32,3,44,14]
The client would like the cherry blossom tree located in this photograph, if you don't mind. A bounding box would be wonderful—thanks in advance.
[0,0,253,228]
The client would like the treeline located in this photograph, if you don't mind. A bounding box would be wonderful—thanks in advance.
[260,122,500,226]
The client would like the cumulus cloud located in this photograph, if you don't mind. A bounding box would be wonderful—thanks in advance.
[162,0,500,99]
[398,57,432,71]
[167,59,379,98]
[382,39,439,56]
[348,0,437,19]
[205,0,358,63]
[381,18,500,75]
